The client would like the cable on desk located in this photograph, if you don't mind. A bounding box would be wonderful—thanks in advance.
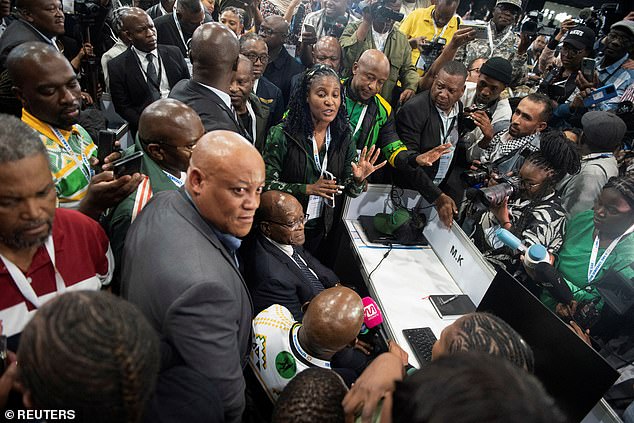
[368,243,393,280]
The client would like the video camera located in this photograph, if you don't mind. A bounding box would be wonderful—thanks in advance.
[416,37,446,72]
[359,0,404,22]
[71,0,102,23]
[520,10,556,37]
[470,175,521,208]
[537,65,568,100]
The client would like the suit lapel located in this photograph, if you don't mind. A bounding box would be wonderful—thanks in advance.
[158,45,180,87]
[260,236,313,285]
[125,49,151,98]
[173,189,254,310]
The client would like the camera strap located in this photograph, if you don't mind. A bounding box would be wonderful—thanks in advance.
[0,236,67,309]
[588,223,634,283]
[49,125,94,183]
[431,11,450,40]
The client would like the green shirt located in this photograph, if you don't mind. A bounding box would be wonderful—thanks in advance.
[541,209,634,310]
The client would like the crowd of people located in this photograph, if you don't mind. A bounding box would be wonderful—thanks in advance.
[0,0,633,420]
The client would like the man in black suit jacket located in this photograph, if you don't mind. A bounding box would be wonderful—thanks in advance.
[259,16,304,106]
[154,0,204,57]
[241,190,338,319]
[395,61,467,228]
[146,0,174,19]
[108,8,189,134]
[169,22,251,139]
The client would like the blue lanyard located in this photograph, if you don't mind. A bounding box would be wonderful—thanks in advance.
[311,126,331,175]
[162,170,185,187]
[50,126,94,183]
[587,223,634,283]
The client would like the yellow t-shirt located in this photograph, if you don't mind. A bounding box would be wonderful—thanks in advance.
[399,5,460,67]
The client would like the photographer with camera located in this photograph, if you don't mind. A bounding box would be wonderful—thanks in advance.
[398,0,460,74]
[460,56,513,162]
[454,0,530,86]
[340,0,419,105]
[470,130,580,274]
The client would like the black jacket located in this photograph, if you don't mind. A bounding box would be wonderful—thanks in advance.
[108,45,190,133]
[0,19,53,70]
[154,13,188,57]
[394,90,464,202]
[240,232,338,319]
[256,76,285,126]
[169,79,251,140]
[262,46,304,106]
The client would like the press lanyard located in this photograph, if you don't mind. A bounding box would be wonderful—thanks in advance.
[246,100,257,144]
[487,23,513,57]
[0,237,66,309]
[291,324,331,368]
[431,12,450,41]
[587,223,634,283]
[352,104,368,138]
[311,126,331,175]
[50,126,94,183]
[172,5,189,53]
[162,170,186,187]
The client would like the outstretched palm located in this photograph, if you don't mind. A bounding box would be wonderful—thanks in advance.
[352,145,387,183]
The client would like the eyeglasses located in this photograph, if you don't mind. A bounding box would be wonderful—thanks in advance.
[468,67,481,73]
[520,180,541,189]
[606,31,631,43]
[314,55,340,62]
[244,53,269,64]
[259,27,286,36]
[140,138,197,151]
[594,200,629,216]
[266,214,309,229]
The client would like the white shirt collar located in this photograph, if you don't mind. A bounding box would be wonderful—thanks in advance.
[435,101,460,120]
[132,46,158,62]
[253,78,260,94]
[264,235,294,257]
[198,82,233,109]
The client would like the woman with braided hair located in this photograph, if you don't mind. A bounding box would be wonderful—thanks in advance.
[262,64,386,255]
[540,174,634,317]
[472,130,581,275]
[17,291,160,423]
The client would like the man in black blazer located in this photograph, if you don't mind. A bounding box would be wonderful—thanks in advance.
[154,0,204,57]
[169,22,251,139]
[395,60,467,228]
[241,190,339,319]
[259,15,304,106]
[108,8,189,134]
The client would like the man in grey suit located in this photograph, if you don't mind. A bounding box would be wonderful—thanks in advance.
[121,130,265,423]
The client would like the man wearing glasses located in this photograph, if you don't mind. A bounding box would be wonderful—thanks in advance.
[454,0,529,85]
[240,33,285,125]
[107,98,204,292]
[241,190,339,319]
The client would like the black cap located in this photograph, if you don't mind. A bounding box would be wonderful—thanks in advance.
[480,57,513,86]
[562,25,596,51]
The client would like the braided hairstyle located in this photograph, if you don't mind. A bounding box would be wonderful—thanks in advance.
[283,64,350,150]
[18,291,160,423]
[604,174,634,210]
[524,129,581,194]
[447,312,535,373]
[272,368,346,423]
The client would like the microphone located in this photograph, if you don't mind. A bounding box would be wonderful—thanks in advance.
[362,297,383,329]
[534,262,574,305]
[495,228,550,269]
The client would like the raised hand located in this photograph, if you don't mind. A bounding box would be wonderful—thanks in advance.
[352,145,387,183]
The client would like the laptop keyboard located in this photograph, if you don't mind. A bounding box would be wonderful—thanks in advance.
[403,327,438,365]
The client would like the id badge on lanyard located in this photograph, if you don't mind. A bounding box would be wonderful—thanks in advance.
[587,223,634,283]
[307,127,331,220]
[50,126,94,183]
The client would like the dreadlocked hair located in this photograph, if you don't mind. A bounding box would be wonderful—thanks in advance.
[272,368,346,423]
[283,64,350,149]
[18,291,160,423]
[604,174,634,210]
[525,130,581,186]
[448,312,535,373]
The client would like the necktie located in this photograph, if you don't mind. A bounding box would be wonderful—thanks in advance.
[146,53,161,101]
[291,248,324,295]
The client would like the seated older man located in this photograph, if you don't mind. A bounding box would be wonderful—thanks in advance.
[241,190,338,319]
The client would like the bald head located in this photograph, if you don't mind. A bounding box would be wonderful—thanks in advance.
[313,36,342,72]
[121,7,157,52]
[259,190,298,220]
[138,98,203,143]
[260,15,287,50]
[190,22,239,89]
[351,49,390,101]
[187,130,265,237]
[8,42,81,130]
[302,286,363,359]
